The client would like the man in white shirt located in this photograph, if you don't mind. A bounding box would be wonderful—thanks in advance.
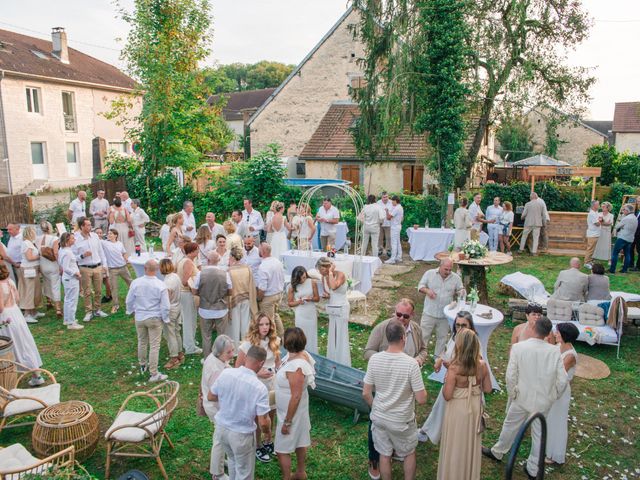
[384,195,404,264]
[242,236,261,284]
[468,193,484,232]
[125,259,171,383]
[120,191,133,213]
[231,210,249,239]
[73,217,109,322]
[5,223,22,284]
[584,200,601,268]
[377,192,392,257]
[417,259,464,357]
[181,201,197,240]
[360,194,385,256]
[67,191,87,226]
[363,320,427,480]
[316,197,340,250]
[131,199,150,251]
[485,196,503,252]
[89,190,110,232]
[256,243,284,336]
[202,212,226,239]
[208,345,271,480]
[483,317,568,479]
[242,198,264,244]
[194,251,232,358]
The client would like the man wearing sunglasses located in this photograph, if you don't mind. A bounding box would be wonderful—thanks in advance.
[363,299,427,480]
[242,198,264,244]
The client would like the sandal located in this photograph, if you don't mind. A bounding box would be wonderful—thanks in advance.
[177,352,185,364]
[164,357,181,370]
[111,306,119,314]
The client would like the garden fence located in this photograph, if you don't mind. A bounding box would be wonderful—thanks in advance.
[0,194,33,226]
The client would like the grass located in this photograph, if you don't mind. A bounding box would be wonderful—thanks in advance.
[4,253,639,479]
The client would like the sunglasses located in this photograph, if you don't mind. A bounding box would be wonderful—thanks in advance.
[395,312,411,319]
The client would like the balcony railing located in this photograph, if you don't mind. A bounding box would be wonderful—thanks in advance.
[64,114,76,131]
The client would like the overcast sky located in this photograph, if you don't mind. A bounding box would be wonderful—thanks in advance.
[2,0,638,119]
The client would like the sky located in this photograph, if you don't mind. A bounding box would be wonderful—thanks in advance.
[1,0,639,119]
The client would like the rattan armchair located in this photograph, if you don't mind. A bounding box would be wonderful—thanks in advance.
[0,444,74,479]
[0,360,60,435]
[105,381,179,480]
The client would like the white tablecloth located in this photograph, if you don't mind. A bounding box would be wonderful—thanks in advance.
[406,228,455,261]
[129,251,167,279]
[440,303,504,391]
[313,222,348,250]
[280,250,381,294]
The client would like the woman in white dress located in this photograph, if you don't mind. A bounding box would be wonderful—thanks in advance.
[453,197,473,249]
[265,201,278,245]
[195,226,215,266]
[177,242,200,355]
[109,197,134,256]
[546,322,579,464]
[0,263,44,383]
[37,221,61,317]
[316,257,351,366]
[418,311,476,444]
[287,266,320,354]
[58,233,83,330]
[275,327,316,480]
[498,201,515,254]
[165,213,185,256]
[297,205,315,251]
[19,226,42,323]
[236,313,281,462]
[227,246,258,345]
[593,201,614,262]
[159,214,173,253]
[268,203,289,260]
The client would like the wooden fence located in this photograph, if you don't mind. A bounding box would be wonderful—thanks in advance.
[0,194,33,226]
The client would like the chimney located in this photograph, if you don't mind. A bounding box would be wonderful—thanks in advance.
[51,27,69,64]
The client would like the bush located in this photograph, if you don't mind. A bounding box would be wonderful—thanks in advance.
[480,181,590,212]
[605,183,639,214]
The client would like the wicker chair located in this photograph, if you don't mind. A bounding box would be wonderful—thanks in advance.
[0,360,60,435]
[105,381,179,480]
[0,444,74,479]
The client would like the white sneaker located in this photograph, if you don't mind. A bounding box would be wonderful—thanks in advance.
[384,259,396,264]
[67,323,84,330]
[149,372,168,383]
[94,310,108,318]
[25,315,38,324]
[34,312,46,318]
[212,475,229,480]
[28,376,45,387]
[83,312,93,322]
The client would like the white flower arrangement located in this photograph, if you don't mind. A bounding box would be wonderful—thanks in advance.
[461,240,488,259]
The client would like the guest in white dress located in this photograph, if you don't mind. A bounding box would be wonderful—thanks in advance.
[316,257,351,366]
[275,327,316,480]
[268,203,290,260]
[419,311,476,444]
[287,266,320,354]
[546,322,579,465]
[593,201,614,262]
[296,205,315,251]
[195,226,216,266]
[165,213,185,256]
[159,214,173,253]
[265,201,278,245]
[498,201,515,254]
[57,233,84,330]
[236,313,282,462]
[37,221,62,317]
[0,263,44,385]
[19,226,42,323]
[453,197,472,249]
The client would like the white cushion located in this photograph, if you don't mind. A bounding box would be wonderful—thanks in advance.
[627,307,640,320]
[3,384,61,417]
[105,410,166,443]
[547,298,573,322]
[578,304,605,326]
[551,320,618,345]
[0,443,51,479]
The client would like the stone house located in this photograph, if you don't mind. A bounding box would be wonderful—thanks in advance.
[612,102,640,154]
[524,108,608,166]
[0,27,140,194]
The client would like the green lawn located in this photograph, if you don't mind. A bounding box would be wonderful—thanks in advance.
[5,254,639,479]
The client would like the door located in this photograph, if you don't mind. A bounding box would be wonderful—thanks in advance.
[341,164,361,188]
[402,164,424,194]
[31,142,49,179]
[66,142,80,177]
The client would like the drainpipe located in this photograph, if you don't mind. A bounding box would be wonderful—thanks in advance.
[0,70,13,194]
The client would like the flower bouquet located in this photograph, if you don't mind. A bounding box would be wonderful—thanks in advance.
[461,239,488,259]
[466,287,480,312]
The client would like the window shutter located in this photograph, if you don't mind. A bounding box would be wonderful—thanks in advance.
[413,166,424,194]
[403,165,412,193]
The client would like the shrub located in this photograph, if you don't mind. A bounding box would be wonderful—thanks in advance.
[480,181,590,212]
[605,183,639,214]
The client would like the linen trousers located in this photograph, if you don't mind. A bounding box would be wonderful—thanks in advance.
[259,293,284,336]
[79,265,104,313]
[491,402,548,478]
[487,224,501,252]
[320,234,336,251]
[134,227,147,251]
[378,226,391,254]
[362,226,380,257]
[584,236,599,265]
[136,317,163,376]
[180,290,200,354]
[62,276,80,325]
[209,422,225,477]
[229,300,250,346]
[17,266,42,310]
[200,313,227,359]
[390,225,402,261]
[519,226,540,254]
[420,313,449,357]
[107,266,132,308]
[215,425,256,480]
[93,217,109,233]
[162,307,183,357]
[540,223,549,251]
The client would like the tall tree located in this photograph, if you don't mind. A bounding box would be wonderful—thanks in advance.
[110,0,233,173]
[203,61,295,93]
[495,115,534,162]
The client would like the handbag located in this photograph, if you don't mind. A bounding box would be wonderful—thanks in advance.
[477,397,489,434]
[40,236,57,262]
[196,390,207,417]
[22,267,37,279]
[128,228,135,238]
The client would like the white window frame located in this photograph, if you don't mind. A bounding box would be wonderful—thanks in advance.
[107,141,130,155]
[26,87,42,114]
[66,142,79,163]
[61,91,77,132]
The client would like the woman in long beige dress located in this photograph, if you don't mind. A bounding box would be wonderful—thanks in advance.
[453,197,473,249]
[37,221,61,317]
[437,330,492,480]
[593,201,614,262]
[227,246,258,345]
[109,197,134,256]
[18,226,42,323]
[177,242,201,355]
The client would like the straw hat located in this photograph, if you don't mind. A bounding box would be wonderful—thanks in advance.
[574,353,610,380]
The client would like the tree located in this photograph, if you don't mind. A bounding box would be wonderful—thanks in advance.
[351,0,595,187]
[110,0,233,174]
[543,114,568,158]
[202,61,295,93]
[585,144,618,186]
[495,115,533,162]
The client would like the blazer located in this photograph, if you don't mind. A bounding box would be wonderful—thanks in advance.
[506,338,568,413]
[363,318,428,366]
[521,200,546,227]
[552,268,588,302]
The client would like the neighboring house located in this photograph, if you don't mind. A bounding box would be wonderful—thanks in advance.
[612,102,640,154]
[583,120,613,146]
[0,27,140,194]
[248,7,494,190]
[207,88,275,154]
[525,108,608,166]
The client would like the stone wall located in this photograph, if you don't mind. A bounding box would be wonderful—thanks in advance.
[306,160,411,195]
[615,132,640,154]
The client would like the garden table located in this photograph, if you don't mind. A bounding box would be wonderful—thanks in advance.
[406,227,455,261]
[129,251,167,279]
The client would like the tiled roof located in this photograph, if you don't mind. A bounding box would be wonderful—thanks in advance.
[612,102,640,133]
[0,28,135,91]
[207,88,276,121]
[583,120,612,136]
[299,103,429,161]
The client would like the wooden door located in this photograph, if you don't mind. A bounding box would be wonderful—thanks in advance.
[341,165,361,188]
